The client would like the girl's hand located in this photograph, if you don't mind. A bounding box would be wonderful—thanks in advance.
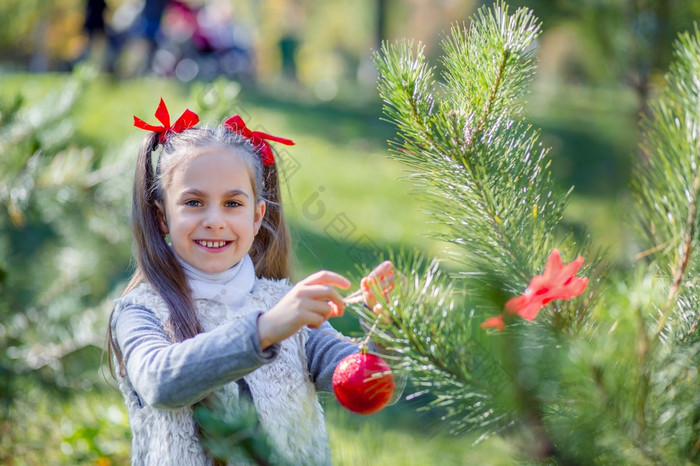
[360,260,395,316]
[258,271,350,349]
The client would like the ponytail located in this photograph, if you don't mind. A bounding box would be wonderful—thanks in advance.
[132,133,202,340]
[249,162,291,280]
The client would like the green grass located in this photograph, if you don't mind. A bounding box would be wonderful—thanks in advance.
[326,404,518,465]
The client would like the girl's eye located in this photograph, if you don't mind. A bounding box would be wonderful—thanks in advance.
[225,201,242,208]
[185,200,202,207]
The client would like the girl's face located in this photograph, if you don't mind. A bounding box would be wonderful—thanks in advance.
[156,146,265,274]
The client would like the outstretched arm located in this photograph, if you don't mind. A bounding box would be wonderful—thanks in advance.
[113,306,278,409]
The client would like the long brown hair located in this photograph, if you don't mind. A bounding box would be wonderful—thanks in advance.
[108,124,291,377]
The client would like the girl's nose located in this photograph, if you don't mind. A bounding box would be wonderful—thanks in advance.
[203,207,225,230]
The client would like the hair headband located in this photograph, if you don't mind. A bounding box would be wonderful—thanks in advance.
[133,99,294,166]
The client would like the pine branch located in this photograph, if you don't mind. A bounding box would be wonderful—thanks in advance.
[374,1,585,300]
[656,166,700,336]
[440,41,526,281]
[621,27,700,461]
[355,256,514,436]
[634,26,700,340]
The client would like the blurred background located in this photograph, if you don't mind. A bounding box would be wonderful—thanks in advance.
[2,0,699,463]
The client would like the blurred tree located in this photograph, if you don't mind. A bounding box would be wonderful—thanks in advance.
[0,0,87,70]
[488,0,700,115]
[376,0,388,48]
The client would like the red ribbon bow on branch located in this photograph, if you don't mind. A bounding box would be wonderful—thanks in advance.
[133,98,199,144]
[223,115,294,165]
[481,249,588,332]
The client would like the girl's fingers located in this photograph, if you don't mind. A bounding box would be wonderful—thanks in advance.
[305,287,345,318]
[328,290,346,317]
[302,270,351,290]
[329,301,343,318]
[372,260,394,278]
[295,266,398,324]
[301,284,347,304]
[377,271,396,290]
[361,278,377,309]
[301,290,345,320]
[305,312,327,329]
[361,261,396,308]
[302,272,349,319]
[365,262,396,289]
[297,299,332,328]
[368,261,394,282]
[305,298,344,325]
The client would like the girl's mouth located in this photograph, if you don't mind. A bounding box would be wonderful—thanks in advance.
[195,240,231,249]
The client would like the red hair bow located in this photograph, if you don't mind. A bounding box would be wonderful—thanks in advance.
[223,115,294,165]
[133,98,199,144]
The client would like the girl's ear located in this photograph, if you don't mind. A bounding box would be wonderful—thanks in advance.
[155,201,169,235]
[254,200,266,235]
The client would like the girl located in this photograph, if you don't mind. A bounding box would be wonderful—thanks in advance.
[108,99,394,465]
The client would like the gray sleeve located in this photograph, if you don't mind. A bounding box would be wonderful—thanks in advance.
[306,321,359,392]
[113,305,280,409]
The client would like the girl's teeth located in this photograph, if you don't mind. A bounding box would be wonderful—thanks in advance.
[199,241,226,248]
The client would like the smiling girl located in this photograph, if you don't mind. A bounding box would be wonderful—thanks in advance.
[107,100,393,465]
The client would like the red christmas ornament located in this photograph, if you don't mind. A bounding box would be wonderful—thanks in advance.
[332,348,395,415]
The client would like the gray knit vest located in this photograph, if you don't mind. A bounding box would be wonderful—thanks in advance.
[111,278,331,465]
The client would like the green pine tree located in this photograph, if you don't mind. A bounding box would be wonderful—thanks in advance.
[359,2,699,463]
